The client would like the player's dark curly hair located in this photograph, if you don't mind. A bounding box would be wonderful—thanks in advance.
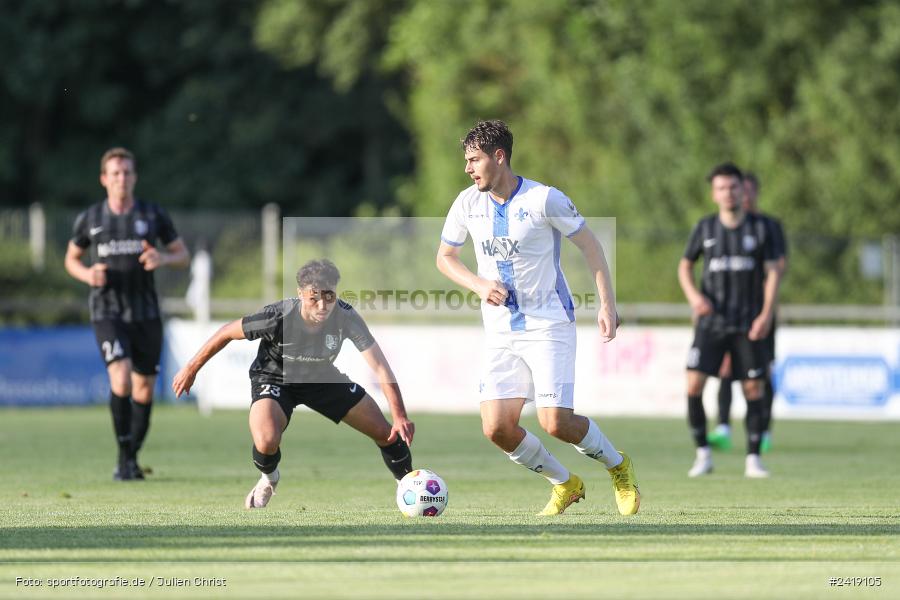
[706,162,743,183]
[296,259,340,290]
[462,120,513,163]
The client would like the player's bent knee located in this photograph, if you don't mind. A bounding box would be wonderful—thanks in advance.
[742,381,764,401]
[686,382,705,396]
[252,432,281,455]
[109,376,132,396]
[541,421,565,439]
[364,414,393,445]
[364,422,393,446]
[482,424,515,447]
[131,387,153,405]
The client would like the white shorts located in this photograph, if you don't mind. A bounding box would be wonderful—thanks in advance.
[479,322,576,409]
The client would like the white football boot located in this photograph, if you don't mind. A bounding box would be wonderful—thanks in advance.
[688,446,714,477]
[244,475,278,509]
[744,454,770,478]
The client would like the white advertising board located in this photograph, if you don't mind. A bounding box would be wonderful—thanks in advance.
[164,320,900,420]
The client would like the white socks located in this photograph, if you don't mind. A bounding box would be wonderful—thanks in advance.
[507,430,569,485]
[262,468,280,484]
[574,419,622,469]
[506,420,622,483]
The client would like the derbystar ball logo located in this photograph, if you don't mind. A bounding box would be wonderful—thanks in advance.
[481,237,520,259]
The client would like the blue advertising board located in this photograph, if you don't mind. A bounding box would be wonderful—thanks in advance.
[776,355,894,408]
[0,326,165,406]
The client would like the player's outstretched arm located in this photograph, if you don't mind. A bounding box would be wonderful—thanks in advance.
[436,241,507,306]
[360,342,414,445]
[172,319,245,397]
[569,226,619,341]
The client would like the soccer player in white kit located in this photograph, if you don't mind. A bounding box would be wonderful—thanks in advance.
[436,120,640,516]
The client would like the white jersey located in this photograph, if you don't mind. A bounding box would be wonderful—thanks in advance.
[440,176,586,333]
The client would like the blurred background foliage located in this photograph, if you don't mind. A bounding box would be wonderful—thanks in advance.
[1,0,898,318]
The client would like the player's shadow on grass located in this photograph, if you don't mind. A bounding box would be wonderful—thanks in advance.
[2,523,897,560]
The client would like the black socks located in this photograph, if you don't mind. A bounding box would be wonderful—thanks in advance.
[717,377,733,426]
[745,400,763,454]
[379,438,412,480]
[252,446,281,474]
[762,377,775,432]
[688,394,708,447]
[131,401,152,455]
[110,392,133,460]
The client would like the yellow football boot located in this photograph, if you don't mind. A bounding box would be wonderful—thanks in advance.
[608,452,640,516]
[539,473,585,516]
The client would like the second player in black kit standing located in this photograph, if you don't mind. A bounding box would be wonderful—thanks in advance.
[172,259,414,509]
[677,163,783,479]
[65,147,190,481]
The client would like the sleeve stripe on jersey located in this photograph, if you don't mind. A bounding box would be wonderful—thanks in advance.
[553,230,576,322]
[440,236,465,247]
[565,220,587,238]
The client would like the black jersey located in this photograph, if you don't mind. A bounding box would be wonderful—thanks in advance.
[759,212,788,260]
[684,212,777,333]
[242,298,376,384]
[71,199,179,323]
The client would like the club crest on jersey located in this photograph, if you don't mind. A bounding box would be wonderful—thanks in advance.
[742,235,757,252]
[515,207,528,222]
[481,237,521,259]
[134,219,149,236]
[325,334,338,350]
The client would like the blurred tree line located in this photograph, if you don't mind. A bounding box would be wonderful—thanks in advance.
[257,0,900,304]
[256,0,900,235]
[0,0,409,215]
[2,0,898,310]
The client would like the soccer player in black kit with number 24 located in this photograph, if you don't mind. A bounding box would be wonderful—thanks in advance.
[678,163,782,479]
[65,148,190,481]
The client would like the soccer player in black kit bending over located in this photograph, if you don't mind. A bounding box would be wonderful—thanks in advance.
[65,147,190,481]
[172,259,414,509]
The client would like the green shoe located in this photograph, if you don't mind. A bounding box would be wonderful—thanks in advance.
[708,427,732,451]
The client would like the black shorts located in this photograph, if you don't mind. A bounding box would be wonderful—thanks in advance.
[687,326,768,380]
[250,376,367,424]
[92,318,163,375]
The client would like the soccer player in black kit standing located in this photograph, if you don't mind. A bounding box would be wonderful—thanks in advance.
[709,172,788,453]
[677,163,782,478]
[65,147,190,480]
[171,259,414,509]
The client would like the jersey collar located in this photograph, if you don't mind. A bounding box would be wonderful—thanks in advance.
[488,176,523,208]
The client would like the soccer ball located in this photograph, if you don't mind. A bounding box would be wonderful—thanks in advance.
[396,469,448,517]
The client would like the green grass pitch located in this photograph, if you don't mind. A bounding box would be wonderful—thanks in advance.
[0,406,897,598]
